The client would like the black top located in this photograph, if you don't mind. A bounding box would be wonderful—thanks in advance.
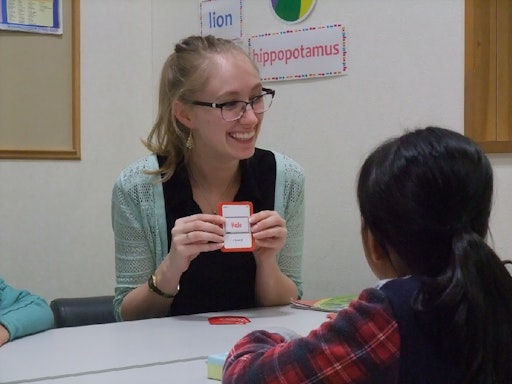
[158,148,277,316]
[381,277,457,384]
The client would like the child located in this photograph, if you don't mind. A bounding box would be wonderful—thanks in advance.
[222,127,512,383]
[0,278,54,346]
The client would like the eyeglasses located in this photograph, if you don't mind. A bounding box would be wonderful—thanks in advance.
[188,88,275,122]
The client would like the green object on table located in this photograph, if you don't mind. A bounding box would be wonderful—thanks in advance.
[207,352,228,381]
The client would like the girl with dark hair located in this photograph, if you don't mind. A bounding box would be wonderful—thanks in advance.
[223,127,512,384]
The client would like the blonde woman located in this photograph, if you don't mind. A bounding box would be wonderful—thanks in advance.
[112,35,305,321]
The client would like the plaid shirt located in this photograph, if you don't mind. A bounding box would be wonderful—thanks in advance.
[223,287,400,384]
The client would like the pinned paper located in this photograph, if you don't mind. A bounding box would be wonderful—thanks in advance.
[249,24,347,82]
[269,0,317,24]
[200,0,243,40]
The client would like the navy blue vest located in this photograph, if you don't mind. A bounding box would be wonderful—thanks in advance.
[380,277,457,384]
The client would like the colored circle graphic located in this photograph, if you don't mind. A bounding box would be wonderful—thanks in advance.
[270,0,316,24]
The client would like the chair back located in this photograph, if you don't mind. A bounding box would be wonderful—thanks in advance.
[50,295,116,327]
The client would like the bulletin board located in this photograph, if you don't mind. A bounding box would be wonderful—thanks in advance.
[0,0,80,160]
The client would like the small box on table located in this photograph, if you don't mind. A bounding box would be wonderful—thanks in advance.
[207,352,228,381]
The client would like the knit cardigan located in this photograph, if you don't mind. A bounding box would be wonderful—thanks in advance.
[111,151,305,321]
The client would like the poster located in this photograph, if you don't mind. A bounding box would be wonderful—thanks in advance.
[0,0,62,34]
[249,24,347,82]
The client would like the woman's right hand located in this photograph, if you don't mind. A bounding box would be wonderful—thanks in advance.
[162,213,225,277]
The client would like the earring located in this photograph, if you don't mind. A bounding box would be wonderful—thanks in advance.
[186,131,194,149]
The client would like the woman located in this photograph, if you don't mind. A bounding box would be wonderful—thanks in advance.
[223,127,512,383]
[112,35,305,321]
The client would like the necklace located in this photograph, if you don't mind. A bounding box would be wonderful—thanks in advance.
[188,166,239,214]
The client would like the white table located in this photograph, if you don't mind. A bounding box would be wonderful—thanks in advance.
[0,306,329,383]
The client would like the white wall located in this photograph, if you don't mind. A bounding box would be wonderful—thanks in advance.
[1,0,511,302]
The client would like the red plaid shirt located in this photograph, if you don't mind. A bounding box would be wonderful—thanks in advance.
[223,288,400,383]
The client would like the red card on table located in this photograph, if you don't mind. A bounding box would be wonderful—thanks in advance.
[208,316,251,325]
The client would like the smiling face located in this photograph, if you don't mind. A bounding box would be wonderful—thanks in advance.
[184,52,264,163]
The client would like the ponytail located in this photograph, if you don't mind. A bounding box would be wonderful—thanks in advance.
[414,229,512,383]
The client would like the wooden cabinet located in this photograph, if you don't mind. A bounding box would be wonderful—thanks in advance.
[465,0,512,152]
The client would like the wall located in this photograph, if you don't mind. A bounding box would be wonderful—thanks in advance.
[1,0,511,302]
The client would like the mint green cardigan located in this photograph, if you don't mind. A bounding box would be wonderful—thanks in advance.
[111,151,305,321]
[0,278,54,341]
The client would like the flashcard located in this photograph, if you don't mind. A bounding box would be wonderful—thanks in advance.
[208,316,251,325]
[217,201,255,252]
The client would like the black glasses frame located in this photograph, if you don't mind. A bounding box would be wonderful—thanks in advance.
[189,88,275,121]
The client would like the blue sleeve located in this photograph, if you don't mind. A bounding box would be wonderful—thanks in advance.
[0,279,55,341]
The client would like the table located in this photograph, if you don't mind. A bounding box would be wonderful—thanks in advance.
[0,305,329,383]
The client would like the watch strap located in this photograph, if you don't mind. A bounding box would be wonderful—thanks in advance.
[147,274,178,299]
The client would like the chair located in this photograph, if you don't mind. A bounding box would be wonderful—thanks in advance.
[50,295,116,328]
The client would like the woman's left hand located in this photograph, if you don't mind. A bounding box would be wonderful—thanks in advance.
[250,210,287,260]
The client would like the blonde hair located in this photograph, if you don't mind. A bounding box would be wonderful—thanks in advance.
[143,35,257,181]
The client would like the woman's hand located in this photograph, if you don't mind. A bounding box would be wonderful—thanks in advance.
[121,213,224,320]
[165,213,225,272]
[250,210,287,260]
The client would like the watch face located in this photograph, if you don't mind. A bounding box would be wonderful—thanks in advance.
[269,0,316,24]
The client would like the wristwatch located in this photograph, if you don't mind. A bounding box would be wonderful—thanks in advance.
[147,274,179,299]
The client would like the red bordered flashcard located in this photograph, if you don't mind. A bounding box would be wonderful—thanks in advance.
[208,316,251,325]
[217,201,255,252]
